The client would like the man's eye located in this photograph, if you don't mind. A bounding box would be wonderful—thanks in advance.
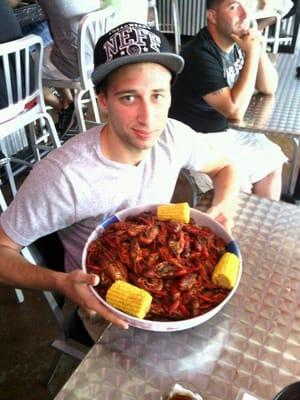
[121,95,135,103]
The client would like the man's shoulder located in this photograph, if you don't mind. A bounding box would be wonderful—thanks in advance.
[164,118,198,139]
[183,27,222,63]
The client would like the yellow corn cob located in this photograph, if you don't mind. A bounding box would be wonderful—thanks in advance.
[106,280,152,319]
[157,202,190,223]
[212,252,239,290]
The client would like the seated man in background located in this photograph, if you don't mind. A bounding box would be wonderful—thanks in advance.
[37,0,102,135]
[169,0,287,200]
[0,22,240,341]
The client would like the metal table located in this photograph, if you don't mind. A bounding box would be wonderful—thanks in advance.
[54,192,300,400]
[229,49,300,198]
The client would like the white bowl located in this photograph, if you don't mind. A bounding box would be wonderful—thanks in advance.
[82,204,242,332]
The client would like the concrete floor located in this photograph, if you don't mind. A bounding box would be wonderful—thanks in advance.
[0,285,80,400]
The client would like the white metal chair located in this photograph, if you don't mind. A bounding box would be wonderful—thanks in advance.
[0,34,61,195]
[42,6,116,133]
[254,9,283,53]
[254,8,299,54]
[148,0,159,28]
[150,0,181,54]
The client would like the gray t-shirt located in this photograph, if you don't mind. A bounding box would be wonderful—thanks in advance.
[38,0,100,78]
[0,119,216,272]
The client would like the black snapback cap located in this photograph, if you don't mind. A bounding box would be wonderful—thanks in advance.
[92,22,184,89]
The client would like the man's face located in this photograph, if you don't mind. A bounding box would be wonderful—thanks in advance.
[99,62,172,158]
[211,0,252,38]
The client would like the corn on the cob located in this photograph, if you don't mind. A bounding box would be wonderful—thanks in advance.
[212,252,239,289]
[106,280,152,319]
[157,202,190,223]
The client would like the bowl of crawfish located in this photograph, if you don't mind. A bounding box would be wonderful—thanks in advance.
[82,204,242,332]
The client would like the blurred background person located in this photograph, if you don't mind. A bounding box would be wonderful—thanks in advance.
[37,0,101,135]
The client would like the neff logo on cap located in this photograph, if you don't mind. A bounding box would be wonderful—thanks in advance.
[103,24,161,61]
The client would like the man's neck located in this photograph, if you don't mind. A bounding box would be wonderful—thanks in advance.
[207,25,234,53]
[100,125,147,166]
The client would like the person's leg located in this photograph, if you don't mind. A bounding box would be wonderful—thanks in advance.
[58,88,73,110]
[252,167,283,200]
[226,129,287,199]
[43,87,63,111]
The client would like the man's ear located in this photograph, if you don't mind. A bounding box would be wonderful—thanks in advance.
[98,92,108,113]
[207,9,217,25]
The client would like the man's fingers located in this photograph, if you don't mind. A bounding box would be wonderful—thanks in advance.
[72,270,100,286]
[206,206,220,218]
[87,298,129,329]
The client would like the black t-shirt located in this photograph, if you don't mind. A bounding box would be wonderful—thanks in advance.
[169,27,244,133]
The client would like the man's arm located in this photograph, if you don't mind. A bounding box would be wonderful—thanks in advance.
[200,142,240,232]
[203,28,275,120]
[0,226,128,329]
[255,45,278,94]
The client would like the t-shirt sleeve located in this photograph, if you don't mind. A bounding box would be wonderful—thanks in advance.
[184,46,228,97]
[0,158,78,246]
[166,118,225,173]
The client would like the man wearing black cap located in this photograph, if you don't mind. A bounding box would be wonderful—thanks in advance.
[0,23,239,337]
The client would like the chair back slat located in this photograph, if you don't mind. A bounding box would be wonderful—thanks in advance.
[0,34,44,125]
[16,49,23,101]
[3,54,13,105]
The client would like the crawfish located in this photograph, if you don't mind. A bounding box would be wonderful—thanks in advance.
[143,261,188,279]
[168,301,190,319]
[130,238,143,270]
[168,230,185,256]
[139,225,159,245]
[101,257,128,281]
[92,240,128,281]
[148,299,169,318]
[129,273,164,294]
[178,273,199,291]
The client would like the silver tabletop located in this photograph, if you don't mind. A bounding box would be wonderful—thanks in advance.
[229,50,300,195]
[54,192,300,400]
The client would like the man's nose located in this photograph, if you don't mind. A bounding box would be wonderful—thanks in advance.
[240,3,250,19]
[137,99,153,124]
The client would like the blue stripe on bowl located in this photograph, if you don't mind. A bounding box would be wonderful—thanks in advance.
[226,240,241,257]
[101,215,119,228]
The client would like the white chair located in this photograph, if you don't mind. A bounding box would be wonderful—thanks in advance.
[148,0,159,28]
[254,9,283,53]
[42,6,116,133]
[149,0,181,54]
[0,34,61,195]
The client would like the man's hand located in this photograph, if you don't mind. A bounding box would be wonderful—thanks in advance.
[58,269,129,329]
[231,28,263,55]
[206,201,236,234]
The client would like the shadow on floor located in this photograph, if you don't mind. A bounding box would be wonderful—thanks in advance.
[0,285,79,400]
